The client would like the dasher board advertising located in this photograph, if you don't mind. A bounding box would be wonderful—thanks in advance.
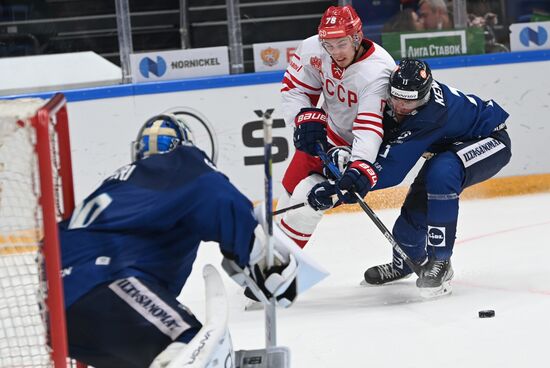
[253,40,301,72]
[130,47,230,82]
[510,21,550,52]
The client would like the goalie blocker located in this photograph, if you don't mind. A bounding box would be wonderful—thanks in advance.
[155,204,329,368]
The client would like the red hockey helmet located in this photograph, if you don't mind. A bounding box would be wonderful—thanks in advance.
[318,5,363,41]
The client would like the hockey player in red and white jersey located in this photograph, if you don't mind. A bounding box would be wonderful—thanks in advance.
[276,5,396,247]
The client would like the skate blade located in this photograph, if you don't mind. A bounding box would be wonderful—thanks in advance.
[419,280,452,299]
[244,300,263,311]
[359,273,412,287]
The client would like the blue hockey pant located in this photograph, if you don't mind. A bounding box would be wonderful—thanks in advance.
[66,277,202,368]
[392,130,511,273]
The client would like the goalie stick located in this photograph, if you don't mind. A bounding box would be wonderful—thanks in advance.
[315,144,422,276]
[263,111,278,348]
[164,265,290,368]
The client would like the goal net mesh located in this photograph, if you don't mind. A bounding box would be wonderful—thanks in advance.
[0,98,58,367]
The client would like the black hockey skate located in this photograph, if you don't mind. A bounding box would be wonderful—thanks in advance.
[362,263,412,286]
[416,259,454,298]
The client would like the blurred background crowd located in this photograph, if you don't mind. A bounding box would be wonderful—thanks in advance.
[0,0,549,73]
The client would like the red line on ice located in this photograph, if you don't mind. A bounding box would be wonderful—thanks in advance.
[456,220,550,245]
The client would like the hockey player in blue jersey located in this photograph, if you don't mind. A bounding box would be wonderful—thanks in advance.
[59,114,300,368]
[308,58,511,297]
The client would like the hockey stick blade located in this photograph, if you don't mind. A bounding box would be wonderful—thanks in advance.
[236,347,290,368]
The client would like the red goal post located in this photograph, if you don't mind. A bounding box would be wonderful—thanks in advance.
[0,93,77,367]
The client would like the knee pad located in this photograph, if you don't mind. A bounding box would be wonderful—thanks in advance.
[275,174,326,248]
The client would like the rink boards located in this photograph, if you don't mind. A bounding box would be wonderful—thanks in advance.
[2,50,550,204]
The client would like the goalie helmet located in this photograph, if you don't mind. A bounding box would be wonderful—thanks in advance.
[388,58,433,114]
[318,5,363,44]
[132,114,194,161]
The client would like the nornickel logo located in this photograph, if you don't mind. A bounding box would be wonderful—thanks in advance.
[519,26,548,47]
[139,56,167,78]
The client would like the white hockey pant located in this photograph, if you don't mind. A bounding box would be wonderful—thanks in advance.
[276,173,327,248]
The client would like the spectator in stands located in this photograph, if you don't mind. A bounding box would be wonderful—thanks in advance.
[382,8,424,33]
[417,0,453,30]
[468,11,509,53]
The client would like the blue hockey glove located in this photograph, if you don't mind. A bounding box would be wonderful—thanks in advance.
[337,160,378,203]
[307,181,338,211]
[293,107,328,156]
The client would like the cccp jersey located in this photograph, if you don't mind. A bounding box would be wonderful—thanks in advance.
[59,145,257,308]
[282,35,396,163]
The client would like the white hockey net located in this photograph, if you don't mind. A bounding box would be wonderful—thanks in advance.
[0,97,70,368]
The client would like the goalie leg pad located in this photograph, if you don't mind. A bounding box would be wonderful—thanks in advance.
[159,265,236,367]
[149,342,187,368]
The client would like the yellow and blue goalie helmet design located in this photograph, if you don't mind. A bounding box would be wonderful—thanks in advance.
[132,114,194,161]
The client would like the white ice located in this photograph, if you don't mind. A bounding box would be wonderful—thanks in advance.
[179,193,550,368]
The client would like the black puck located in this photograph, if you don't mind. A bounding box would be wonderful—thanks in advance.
[478,310,495,318]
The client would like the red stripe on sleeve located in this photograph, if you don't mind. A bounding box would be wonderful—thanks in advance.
[352,127,384,139]
[357,112,383,120]
[287,72,322,92]
[354,119,383,128]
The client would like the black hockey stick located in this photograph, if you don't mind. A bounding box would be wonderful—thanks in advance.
[262,111,278,348]
[315,144,422,276]
[273,202,306,216]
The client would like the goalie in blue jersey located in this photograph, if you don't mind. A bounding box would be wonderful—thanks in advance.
[308,58,512,298]
[59,114,300,368]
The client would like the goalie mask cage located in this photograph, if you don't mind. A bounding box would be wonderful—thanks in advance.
[0,93,77,367]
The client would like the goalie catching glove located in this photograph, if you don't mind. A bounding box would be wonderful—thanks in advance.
[222,207,298,307]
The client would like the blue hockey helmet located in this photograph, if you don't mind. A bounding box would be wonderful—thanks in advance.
[132,114,194,161]
[388,58,433,115]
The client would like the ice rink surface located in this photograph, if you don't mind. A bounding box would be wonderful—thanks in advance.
[180,193,550,368]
